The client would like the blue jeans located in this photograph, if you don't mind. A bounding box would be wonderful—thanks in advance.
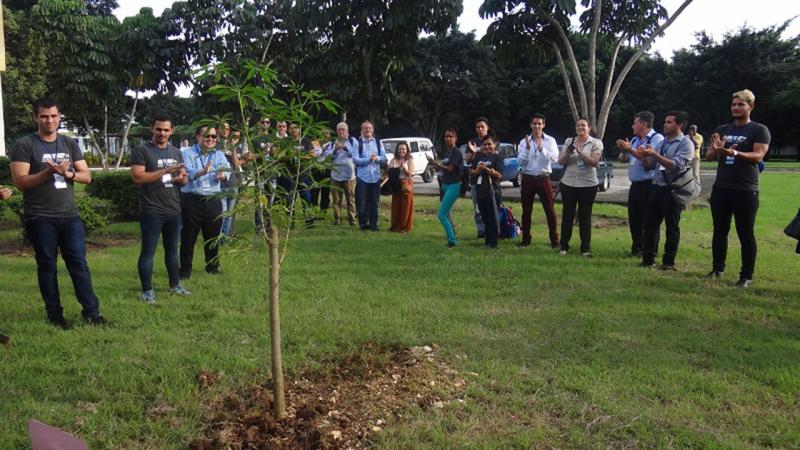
[220,189,237,237]
[138,213,182,291]
[356,179,380,229]
[438,182,460,244]
[23,215,101,320]
[470,183,485,236]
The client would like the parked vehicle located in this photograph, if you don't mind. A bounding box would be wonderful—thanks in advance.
[457,143,521,186]
[381,137,437,182]
[549,152,614,192]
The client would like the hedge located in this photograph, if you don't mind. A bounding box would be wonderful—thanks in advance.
[85,170,140,220]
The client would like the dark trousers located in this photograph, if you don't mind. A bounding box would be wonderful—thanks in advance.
[642,185,684,266]
[476,189,501,247]
[710,187,759,279]
[559,184,597,253]
[138,213,182,292]
[628,181,655,255]
[520,174,559,246]
[310,170,331,211]
[23,215,101,321]
[356,179,381,230]
[180,194,223,277]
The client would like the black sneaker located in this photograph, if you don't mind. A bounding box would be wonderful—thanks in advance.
[447,242,457,248]
[735,278,752,289]
[659,264,677,271]
[205,267,221,275]
[48,316,70,330]
[84,316,107,326]
[705,270,724,278]
[516,242,530,248]
[639,261,655,269]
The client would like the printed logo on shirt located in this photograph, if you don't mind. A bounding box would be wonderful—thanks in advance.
[41,153,71,163]
[724,135,748,145]
[157,158,179,168]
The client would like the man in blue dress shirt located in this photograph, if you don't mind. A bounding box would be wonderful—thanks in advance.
[352,120,387,231]
[616,111,664,257]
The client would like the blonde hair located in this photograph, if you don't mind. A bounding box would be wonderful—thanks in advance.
[732,89,755,106]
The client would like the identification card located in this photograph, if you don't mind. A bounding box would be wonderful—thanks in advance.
[53,174,67,189]
[162,173,173,188]
[477,175,483,185]
[577,159,585,170]
[199,176,211,188]
[725,156,735,165]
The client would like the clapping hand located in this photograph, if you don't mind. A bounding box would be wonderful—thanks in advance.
[710,133,736,156]
[47,160,70,176]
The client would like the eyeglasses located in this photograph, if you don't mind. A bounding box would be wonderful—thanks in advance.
[204,135,218,139]
[260,120,271,124]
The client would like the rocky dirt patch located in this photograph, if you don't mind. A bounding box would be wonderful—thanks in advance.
[190,344,467,449]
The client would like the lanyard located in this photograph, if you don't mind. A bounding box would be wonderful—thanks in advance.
[659,139,679,157]
[153,143,170,168]
[196,145,213,170]
[36,136,63,164]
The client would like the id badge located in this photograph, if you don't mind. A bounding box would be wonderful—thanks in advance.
[725,156,735,165]
[577,159,585,170]
[477,175,483,185]
[53,174,67,189]
[162,173,174,188]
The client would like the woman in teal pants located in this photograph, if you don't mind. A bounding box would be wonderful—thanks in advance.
[427,128,464,247]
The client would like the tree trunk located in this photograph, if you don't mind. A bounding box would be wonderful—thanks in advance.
[102,104,110,172]
[82,114,106,170]
[116,90,139,170]
[268,225,286,420]
[551,41,580,123]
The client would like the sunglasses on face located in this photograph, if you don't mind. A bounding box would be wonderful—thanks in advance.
[204,135,218,139]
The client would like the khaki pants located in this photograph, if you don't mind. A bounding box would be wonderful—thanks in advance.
[692,157,700,181]
[331,179,356,224]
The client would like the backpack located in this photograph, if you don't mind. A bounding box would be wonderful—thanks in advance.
[498,205,521,240]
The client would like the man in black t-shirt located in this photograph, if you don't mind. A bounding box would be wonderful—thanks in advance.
[130,113,190,304]
[706,89,771,288]
[9,97,106,329]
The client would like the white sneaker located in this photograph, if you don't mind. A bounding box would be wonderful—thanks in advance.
[559,250,567,256]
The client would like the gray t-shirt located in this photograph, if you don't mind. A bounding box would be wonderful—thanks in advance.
[10,134,83,218]
[560,136,603,188]
[130,142,184,215]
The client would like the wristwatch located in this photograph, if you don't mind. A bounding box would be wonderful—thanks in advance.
[66,171,76,180]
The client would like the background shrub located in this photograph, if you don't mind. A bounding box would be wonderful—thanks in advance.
[0,157,11,185]
[75,195,113,234]
[85,171,139,220]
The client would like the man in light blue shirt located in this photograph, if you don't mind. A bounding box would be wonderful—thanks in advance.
[179,126,231,278]
[352,120,387,231]
[639,111,694,270]
[616,111,664,257]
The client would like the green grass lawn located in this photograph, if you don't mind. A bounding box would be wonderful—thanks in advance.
[1,174,799,448]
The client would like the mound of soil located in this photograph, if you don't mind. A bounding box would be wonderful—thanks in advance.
[190,344,467,449]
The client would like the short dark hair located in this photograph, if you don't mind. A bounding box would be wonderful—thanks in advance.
[665,110,689,129]
[474,116,489,126]
[633,111,654,128]
[481,135,497,145]
[530,113,546,123]
[32,97,59,115]
[152,112,173,127]
[444,127,458,137]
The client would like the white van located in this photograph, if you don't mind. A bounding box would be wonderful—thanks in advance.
[380,137,437,182]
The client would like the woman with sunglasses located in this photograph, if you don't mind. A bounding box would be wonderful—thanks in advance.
[179,126,231,279]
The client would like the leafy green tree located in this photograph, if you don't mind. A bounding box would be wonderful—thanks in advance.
[392,31,509,146]
[197,59,336,419]
[1,5,48,146]
[113,7,183,169]
[31,0,125,170]
[481,0,693,138]
[296,0,462,122]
